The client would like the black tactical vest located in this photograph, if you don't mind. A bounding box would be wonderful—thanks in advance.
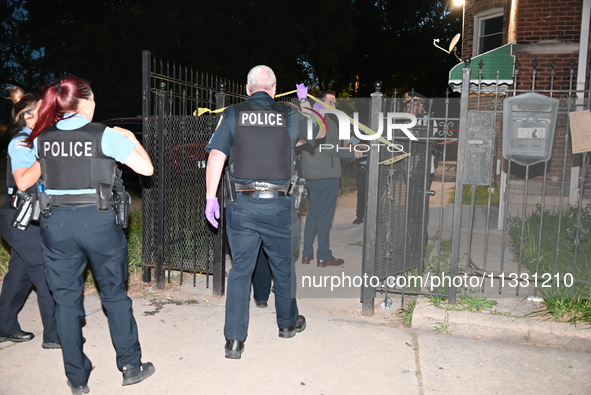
[230,101,291,180]
[6,132,36,194]
[37,122,116,190]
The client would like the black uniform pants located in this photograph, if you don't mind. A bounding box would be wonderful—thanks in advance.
[252,247,272,303]
[0,200,58,343]
[41,205,141,387]
[302,178,339,261]
[224,193,299,341]
[355,164,367,220]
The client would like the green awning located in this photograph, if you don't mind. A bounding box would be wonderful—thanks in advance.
[448,42,515,93]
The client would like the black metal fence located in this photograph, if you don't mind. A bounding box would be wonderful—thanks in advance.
[141,50,246,117]
[140,50,246,294]
[361,58,591,315]
[361,90,459,314]
[138,50,591,309]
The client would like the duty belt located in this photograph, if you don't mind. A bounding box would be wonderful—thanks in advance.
[49,194,98,206]
[238,190,286,198]
[234,181,287,192]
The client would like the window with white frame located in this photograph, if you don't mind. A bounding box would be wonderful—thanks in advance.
[474,8,504,55]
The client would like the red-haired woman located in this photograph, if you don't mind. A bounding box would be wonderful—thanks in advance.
[30,76,154,395]
[0,87,59,349]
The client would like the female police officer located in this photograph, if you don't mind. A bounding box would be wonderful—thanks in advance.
[0,87,59,349]
[28,76,154,394]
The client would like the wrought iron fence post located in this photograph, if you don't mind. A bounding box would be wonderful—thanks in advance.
[448,59,472,304]
[155,84,167,289]
[142,50,151,117]
[141,50,152,283]
[361,81,384,316]
[212,83,227,297]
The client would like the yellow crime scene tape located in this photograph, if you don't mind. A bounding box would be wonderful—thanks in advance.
[194,90,410,165]
[193,90,298,115]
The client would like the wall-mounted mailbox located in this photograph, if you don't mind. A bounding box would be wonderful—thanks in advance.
[502,92,559,166]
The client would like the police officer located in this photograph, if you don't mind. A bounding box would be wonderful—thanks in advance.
[29,76,155,394]
[205,65,324,359]
[300,91,357,266]
[0,87,59,349]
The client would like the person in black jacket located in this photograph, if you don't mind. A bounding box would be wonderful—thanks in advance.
[300,91,358,267]
[0,86,59,349]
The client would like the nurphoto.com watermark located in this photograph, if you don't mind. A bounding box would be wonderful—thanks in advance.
[301,272,577,293]
[302,272,445,293]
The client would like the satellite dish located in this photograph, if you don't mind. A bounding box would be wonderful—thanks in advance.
[449,33,461,53]
[433,33,462,62]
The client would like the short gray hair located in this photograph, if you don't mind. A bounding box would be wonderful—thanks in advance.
[247,65,276,92]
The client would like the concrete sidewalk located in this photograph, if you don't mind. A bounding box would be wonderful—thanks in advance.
[1,193,591,394]
[1,283,590,395]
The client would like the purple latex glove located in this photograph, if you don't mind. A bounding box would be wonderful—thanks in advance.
[312,101,325,112]
[205,197,220,228]
[296,83,308,100]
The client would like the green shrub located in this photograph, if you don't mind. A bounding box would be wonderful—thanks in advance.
[450,184,500,206]
[0,210,144,286]
[0,239,10,277]
[508,204,591,325]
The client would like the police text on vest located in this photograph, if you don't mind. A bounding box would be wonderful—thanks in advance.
[43,141,93,157]
[239,111,284,127]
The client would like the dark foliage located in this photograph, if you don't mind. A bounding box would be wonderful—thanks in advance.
[1,0,461,122]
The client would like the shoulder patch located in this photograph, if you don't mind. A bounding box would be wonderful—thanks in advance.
[14,139,32,149]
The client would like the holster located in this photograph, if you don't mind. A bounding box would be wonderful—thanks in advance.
[97,183,112,211]
[113,190,131,228]
[225,167,237,202]
[291,176,307,214]
[11,190,36,230]
[112,170,130,228]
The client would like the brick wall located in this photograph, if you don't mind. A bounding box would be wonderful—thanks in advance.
[516,0,583,43]
[462,0,584,56]
[515,53,578,91]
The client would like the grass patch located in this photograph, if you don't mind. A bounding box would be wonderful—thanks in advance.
[528,298,591,326]
[126,209,144,276]
[0,209,145,290]
[434,314,452,335]
[508,204,591,326]
[428,294,498,312]
[449,184,500,206]
[397,298,417,328]
[392,237,453,295]
[0,238,10,277]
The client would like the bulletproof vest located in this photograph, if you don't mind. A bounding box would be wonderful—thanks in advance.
[37,122,116,190]
[6,132,36,194]
[230,101,291,180]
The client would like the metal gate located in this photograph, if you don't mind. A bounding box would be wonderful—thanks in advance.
[361,59,591,315]
[140,50,246,293]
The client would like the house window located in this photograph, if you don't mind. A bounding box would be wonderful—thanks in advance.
[474,8,504,55]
